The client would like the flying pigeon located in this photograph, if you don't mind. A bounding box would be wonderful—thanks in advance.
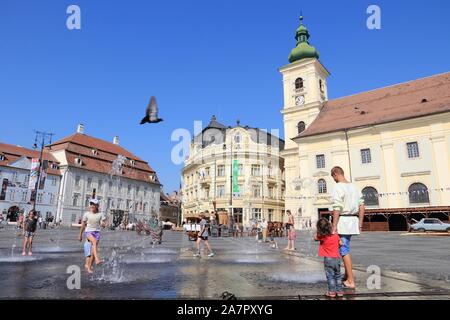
[140,96,163,124]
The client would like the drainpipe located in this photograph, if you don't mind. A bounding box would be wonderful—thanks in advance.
[344,129,353,182]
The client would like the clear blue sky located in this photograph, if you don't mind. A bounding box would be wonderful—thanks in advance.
[1,0,449,192]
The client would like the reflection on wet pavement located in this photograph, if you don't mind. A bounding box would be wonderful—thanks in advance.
[0,228,449,299]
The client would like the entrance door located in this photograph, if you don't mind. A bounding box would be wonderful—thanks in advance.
[233,208,243,223]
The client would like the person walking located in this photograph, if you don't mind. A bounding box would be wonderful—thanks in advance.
[285,210,294,237]
[22,210,38,256]
[330,166,365,290]
[78,199,106,273]
[38,215,43,229]
[315,218,344,298]
[194,214,214,258]
[261,218,268,242]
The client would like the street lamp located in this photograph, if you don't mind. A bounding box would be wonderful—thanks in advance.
[31,131,54,212]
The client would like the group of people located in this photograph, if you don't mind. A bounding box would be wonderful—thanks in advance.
[17,165,365,297]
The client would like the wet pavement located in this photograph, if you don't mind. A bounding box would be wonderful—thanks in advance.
[0,226,449,299]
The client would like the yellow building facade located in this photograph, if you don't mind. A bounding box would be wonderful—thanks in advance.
[181,117,285,227]
[281,18,450,228]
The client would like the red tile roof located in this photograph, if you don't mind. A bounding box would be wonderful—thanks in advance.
[48,133,160,185]
[0,142,61,175]
[295,72,450,139]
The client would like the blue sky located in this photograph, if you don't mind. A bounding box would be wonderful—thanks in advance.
[1,0,449,192]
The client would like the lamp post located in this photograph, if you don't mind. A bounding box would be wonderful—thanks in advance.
[31,131,54,212]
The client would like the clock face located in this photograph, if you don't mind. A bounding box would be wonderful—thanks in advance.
[295,95,305,106]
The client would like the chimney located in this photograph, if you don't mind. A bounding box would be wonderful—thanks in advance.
[113,136,119,145]
[77,124,85,134]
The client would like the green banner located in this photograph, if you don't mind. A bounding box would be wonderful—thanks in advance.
[232,160,240,195]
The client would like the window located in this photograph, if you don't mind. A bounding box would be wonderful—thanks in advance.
[127,184,132,195]
[12,172,18,182]
[251,164,261,176]
[319,79,324,93]
[238,164,244,176]
[136,186,140,195]
[0,155,4,161]
[85,195,91,207]
[91,149,98,156]
[87,177,92,189]
[143,202,148,212]
[408,183,429,204]
[51,177,57,186]
[361,148,372,164]
[108,181,113,190]
[24,174,30,185]
[73,193,80,206]
[205,167,210,177]
[126,199,131,210]
[217,185,225,198]
[252,208,262,220]
[318,179,327,194]
[297,121,306,134]
[253,185,262,198]
[362,187,379,206]
[268,209,274,222]
[316,154,325,169]
[217,165,225,177]
[37,193,43,203]
[234,133,241,144]
[50,194,55,205]
[268,186,274,198]
[98,180,103,192]
[51,163,59,170]
[75,175,81,187]
[407,142,420,159]
[268,165,273,177]
[295,78,304,90]
[9,190,15,201]
[144,187,147,197]
[21,191,27,202]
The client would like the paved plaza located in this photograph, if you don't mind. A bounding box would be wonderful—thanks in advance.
[0,226,449,299]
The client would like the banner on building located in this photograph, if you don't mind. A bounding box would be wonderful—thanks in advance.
[38,160,48,190]
[0,178,8,201]
[29,158,40,190]
[232,160,240,197]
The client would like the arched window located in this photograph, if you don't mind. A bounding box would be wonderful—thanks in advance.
[295,78,304,90]
[234,133,241,144]
[319,79,324,93]
[362,187,379,206]
[318,179,327,194]
[297,121,306,134]
[408,183,429,204]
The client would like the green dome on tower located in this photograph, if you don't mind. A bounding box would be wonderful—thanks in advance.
[288,16,319,63]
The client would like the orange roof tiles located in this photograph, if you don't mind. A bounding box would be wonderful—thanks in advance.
[295,72,450,139]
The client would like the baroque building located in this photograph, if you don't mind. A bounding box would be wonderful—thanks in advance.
[181,116,285,227]
[281,17,450,230]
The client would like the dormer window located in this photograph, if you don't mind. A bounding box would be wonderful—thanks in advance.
[51,163,59,170]
[130,159,136,166]
[0,155,4,161]
[75,157,83,166]
[295,77,304,91]
[91,149,98,156]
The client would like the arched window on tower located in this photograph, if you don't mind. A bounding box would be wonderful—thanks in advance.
[362,187,379,206]
[297,121,306,134]
[295,78,304,90]
[408,183,429,204]
[319,79,324,93]
[318,179,327,194]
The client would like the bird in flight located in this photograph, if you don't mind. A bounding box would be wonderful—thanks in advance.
[140,96,163,124]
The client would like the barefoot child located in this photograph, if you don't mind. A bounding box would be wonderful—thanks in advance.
[22,210,37,256]
[315,218,343,298]
[284,225,296,251]
[78,199,106,273]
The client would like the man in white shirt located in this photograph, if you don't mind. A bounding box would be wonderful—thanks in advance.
[331,166,365,290]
